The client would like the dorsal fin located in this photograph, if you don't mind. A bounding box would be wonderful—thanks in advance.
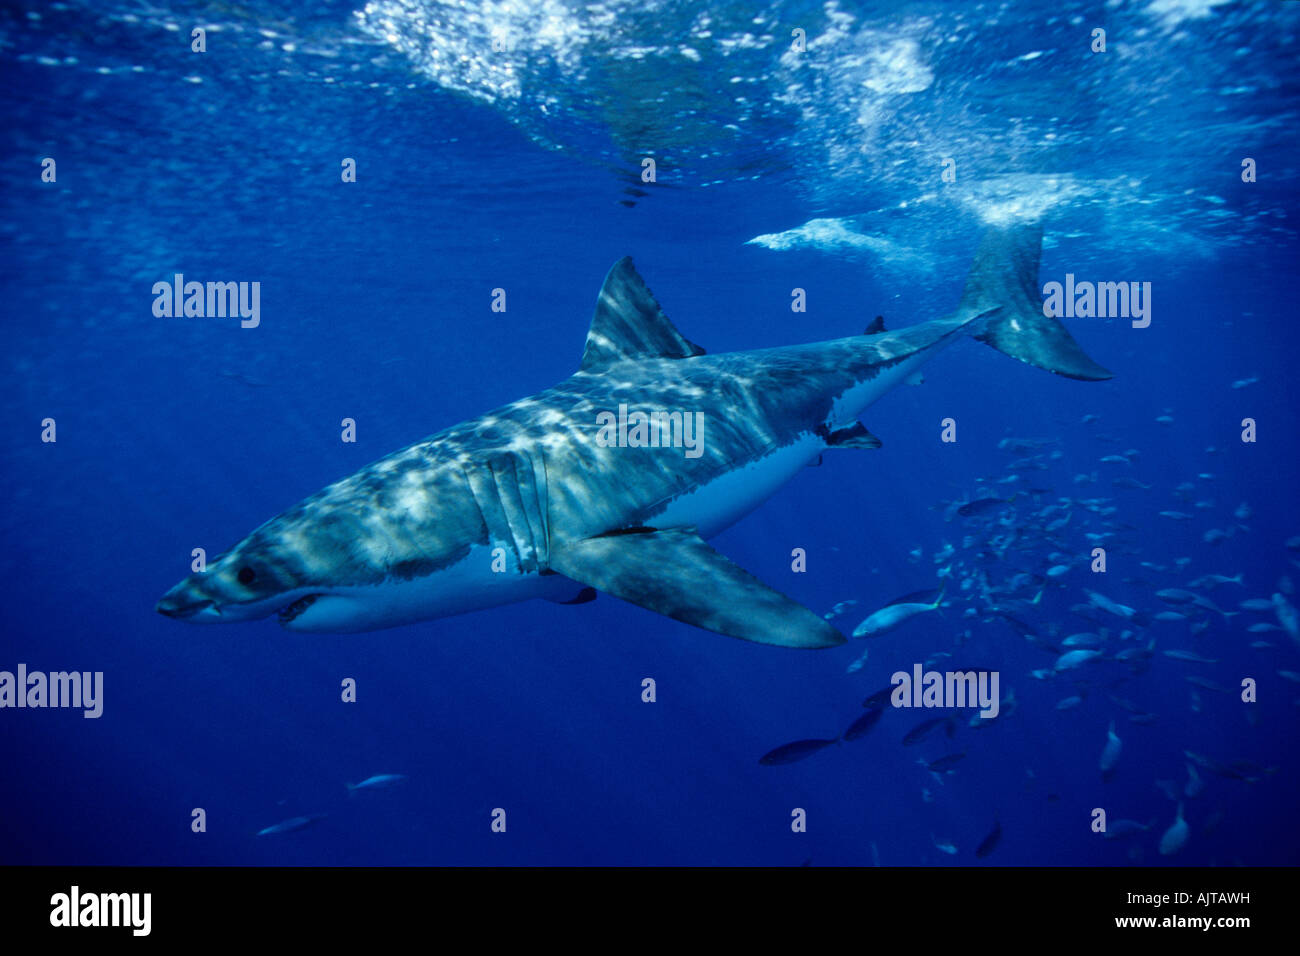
[579,258,706,372]
[864,315,886,335]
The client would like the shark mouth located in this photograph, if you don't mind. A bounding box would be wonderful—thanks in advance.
[278,594,319,625]
[156,598,215,620]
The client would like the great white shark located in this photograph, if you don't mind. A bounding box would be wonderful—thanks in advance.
[157,224,1110,648]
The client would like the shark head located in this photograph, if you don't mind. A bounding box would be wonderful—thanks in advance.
[155,464,550,633]
[156,443,513,631]
[155,529,333,627]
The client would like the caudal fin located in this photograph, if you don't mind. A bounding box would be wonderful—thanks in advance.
[961,224,1112,381]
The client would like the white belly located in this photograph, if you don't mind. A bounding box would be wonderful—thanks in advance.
[653,432,825,539]
[281,544,575,633]
[650,349,935,540]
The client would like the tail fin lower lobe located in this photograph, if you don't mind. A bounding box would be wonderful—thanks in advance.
[961,224,1112,381]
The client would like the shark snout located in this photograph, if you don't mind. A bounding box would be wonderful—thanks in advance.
[156,579,220,622]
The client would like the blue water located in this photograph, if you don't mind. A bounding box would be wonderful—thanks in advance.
[2,0,1297,866]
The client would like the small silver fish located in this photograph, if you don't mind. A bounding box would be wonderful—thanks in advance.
[1104,819,1150,841]
[257,813,327,836]
[347,774,408,794]
[1163,649,1218,664]
[1187,573,1243,589]
[1055,648,1103,671]
[931,834,958,855]
[1158,803,1189,856]
[1099,721,1122,775]
[1062,633,1102,648]
[759,738,839,765]
[852,584,944,638]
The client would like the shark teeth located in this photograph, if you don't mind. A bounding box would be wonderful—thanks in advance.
[278,594,318,624]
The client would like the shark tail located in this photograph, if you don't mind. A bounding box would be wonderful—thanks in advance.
[960,224,1112,381]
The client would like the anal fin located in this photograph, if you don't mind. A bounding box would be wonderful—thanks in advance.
[548,528,845,648]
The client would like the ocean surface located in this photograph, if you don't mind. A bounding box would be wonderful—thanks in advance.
[2,0,1297,866]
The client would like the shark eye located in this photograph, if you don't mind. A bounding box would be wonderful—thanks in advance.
[237,567,256,586]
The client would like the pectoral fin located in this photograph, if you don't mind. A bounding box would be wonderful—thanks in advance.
[548,528,845,648]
